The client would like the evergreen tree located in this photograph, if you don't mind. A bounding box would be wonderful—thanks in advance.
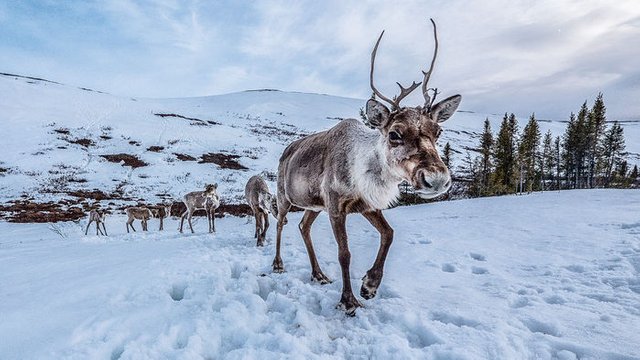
[479,118,494,195]
[588,93,606,186]
[493,113,518,194]
[461,152,482,197]
[631,165,639,180]
[443,142,452,169]
[518,114,541,192]
[554,136,562,189]
[541,130,554,190]
[601,121,626,186]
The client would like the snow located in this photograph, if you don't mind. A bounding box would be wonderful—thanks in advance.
[1,189,639,359]
[2,73,637,207]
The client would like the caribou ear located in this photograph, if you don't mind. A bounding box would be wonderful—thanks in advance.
[431,95,461,123]
[213,182,218,189]
[366,99,391,128]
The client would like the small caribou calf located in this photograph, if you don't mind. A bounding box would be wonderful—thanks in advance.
[150,203,172,231]
[245,175,279,246]
[125,206,152,233]
[85,209,108,236]
[180,183,220,233]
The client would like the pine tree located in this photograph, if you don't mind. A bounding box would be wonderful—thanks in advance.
[443,142,452,169]
[601,121,626,186]
[541,130,554,190]
[479,118,494,195]
[518,114,541,192]
[562,112,578,188]
[554,136,562,189]
[588,93,606,187]
[631,165,639,180]
[493,113,518,194]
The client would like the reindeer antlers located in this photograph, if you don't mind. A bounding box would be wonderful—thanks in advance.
[422,18,439,110]
[370,31,422,110]
[369,18,440,111]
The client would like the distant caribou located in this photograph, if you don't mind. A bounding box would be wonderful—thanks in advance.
[85,209,107,236]
[150,203,172,231]
[244,175,280,246]
[179,184,220,233]
[271,19,461,315]
[125,206,152,233]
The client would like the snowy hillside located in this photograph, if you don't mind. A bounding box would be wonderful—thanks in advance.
[2,72,637,220]
[1,190,639,359]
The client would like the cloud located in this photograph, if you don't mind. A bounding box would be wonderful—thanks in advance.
[0,0,639,119]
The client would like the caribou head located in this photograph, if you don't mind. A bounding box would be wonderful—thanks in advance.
[367,19,461,199]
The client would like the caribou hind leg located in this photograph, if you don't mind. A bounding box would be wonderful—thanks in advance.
[256,211,265,246]
[272,201,291,273]
[85,220,93,235]
[360,210,394,300]
[299,210,332,284]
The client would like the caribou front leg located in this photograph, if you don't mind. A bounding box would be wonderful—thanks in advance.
[329,213,362,316]
[360,210,394,300]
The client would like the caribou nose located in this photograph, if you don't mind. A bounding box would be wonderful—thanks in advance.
[421,171,451,194]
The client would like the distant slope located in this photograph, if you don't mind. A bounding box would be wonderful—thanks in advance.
[0,73,638,216]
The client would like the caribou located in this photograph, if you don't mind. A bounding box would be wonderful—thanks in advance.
[125,206,152,233]
[244,175,280,246]
[179,184,220,233]
[85,209,108,236]
[271,19,461,315]
[150,203,172,231]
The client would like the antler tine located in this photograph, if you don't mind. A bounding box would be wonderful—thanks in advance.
[393,81,422,107]
[370,30,396,108]
[422,18,439,108]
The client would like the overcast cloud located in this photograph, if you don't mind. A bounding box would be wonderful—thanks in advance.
[1,0,639,120]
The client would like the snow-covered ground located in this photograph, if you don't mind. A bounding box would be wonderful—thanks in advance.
[2,73,637,210]
[1,189,639,359]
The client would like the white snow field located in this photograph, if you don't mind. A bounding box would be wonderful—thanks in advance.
[1,72,638,209]
[1,189,639,359]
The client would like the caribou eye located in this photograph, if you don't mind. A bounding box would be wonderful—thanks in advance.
[389,131,403,144]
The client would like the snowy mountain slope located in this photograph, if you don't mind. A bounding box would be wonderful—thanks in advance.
[2,73,637,218]
[1,190,639,359]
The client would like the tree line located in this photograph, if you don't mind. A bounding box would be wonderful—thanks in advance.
[454,93,637,198]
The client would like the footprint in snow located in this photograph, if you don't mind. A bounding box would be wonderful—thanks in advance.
[169,282,187,301]
[441,263,457,273]
[471,266,488,275]
[469,252,486,261]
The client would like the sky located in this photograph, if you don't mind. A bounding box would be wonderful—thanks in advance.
[1,0,639,120]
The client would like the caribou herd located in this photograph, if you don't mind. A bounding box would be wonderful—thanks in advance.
[83,20,460,316]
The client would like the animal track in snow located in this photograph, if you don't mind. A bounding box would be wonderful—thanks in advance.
[471,266,488,274]
[469,252,486,261]
[441,263,457,273]
[521,317,561,337]
[169,282,187,301]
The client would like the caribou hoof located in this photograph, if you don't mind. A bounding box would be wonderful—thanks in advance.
[311,271,332,285]
[360,273,380,300]
[272,258,285,273]
[337,295,363,317]
[256,240,265,247]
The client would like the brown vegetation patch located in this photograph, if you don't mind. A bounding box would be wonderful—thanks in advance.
[0,200,85,223]
[198,153,248,170]
[147,146,165,152]
[154,113,220,125]
[68,138,94,147]
[100,154,148,168]
[128,140,141,146]
[54,128,70,135]
[67,189,112,201]
[100,135,112,140]
[174,153,197,161]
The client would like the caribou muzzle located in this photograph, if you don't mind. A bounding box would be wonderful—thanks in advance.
[415,169,451,199]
